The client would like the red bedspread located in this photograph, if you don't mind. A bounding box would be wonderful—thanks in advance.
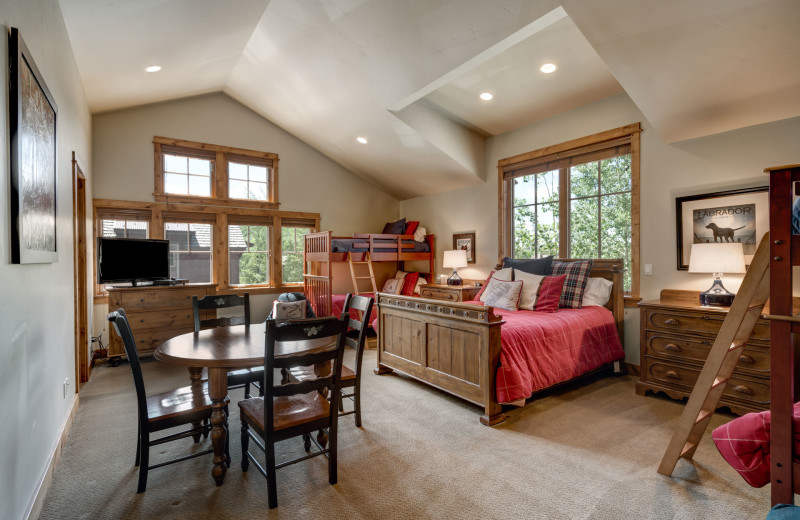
[712,402,800,488]
[464,302,625,404]
[331,293,378,324]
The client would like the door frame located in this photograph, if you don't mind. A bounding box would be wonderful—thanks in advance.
[72,151,90,384]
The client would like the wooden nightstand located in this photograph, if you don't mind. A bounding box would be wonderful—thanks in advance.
[637,289,770,415]
[419,284,481,303]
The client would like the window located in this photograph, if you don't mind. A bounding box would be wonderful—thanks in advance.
[153,137,278,209]
[94,209,152,296]
[281,226,311,284]
[164,221,213,283]
[500,124,640,298]
[229,223,270,285]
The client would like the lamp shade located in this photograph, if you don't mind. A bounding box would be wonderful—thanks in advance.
[688,243,746,274]
[442,249,468,269]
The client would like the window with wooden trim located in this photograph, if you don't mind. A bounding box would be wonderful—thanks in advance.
[153,137,278,209]
[229,222,271,286]
[499,123,641,297]
[94,209,152,296]
[164,219,214,283]
[281,225,312,284]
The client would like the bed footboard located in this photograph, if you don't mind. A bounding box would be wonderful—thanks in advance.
[375,294,506,425]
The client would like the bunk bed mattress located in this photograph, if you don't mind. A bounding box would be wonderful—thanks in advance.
[712,402,800,488]
[463,303,625,404]
[331,238,430,253]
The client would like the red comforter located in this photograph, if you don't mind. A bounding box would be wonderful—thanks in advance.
[464,302,625,404]
[712,402,800,487]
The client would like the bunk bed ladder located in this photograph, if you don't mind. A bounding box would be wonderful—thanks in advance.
[348,252,377,295]
[658,232,771,477]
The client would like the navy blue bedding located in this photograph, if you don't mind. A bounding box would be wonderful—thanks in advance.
[331,238,430,253]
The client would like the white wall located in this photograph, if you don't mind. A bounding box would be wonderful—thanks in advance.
[91,93,400,328]
[400,93,800,363]
[0,1,92,518]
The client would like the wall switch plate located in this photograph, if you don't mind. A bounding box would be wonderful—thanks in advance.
[644,264,653,275]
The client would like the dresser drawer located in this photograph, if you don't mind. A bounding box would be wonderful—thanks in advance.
[110,326,193,356]
[646,358,770,406]
[125,309,194,331]
[645,331,770,376]
[420,287,460,302]
[645,308,769,341]
[111,287,200,309]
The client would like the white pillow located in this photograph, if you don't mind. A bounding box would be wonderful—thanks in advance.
[493,267,513,281]
[515,270,544,310]
[581,277,613,306]
[413,276,427,295]
[414,227,426,242]
[382,277,405,294]
[480,278,523,311]
[272,300,306,319]
[394,270,408,279]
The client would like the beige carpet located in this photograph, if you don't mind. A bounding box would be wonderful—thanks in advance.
[40,350,772,519]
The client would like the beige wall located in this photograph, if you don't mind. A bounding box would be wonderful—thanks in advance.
[0,1,93,518]
[91,93,400,331]
[400,93,800,363]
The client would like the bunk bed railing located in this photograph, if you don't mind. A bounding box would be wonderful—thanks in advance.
[303,231,332,317]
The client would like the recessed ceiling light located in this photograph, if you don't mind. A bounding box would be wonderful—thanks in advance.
[540,63,557,74]
[145,65,162,73]
[479,92,493,101]
[356,137,368,144]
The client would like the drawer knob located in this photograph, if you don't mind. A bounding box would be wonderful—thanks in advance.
[702,340,712,346]
[665,370,682,380]
[738,354,755,364]
[448,294,455,300]
[664,343,681,352]
[664,318,680,326]
[140,319,145,323]
[702,316,709,320]
[732,384,755,396]
[140,298,145,302]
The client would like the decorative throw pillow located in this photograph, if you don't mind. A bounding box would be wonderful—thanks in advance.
[535,275,567,313]
[394,270,408,279]
[414,227,427,242]
[382,218,406,234]
[550,259,593,308]
[401,272,419,296]
[271,300,306,319]
[515,270,545,310]
[493,267,513,281]
[480,278,523,311]
[502,256,553,276]
[413,274,427,295]
[475,271,495,300]
[581,277,613,307]
[382,277,405,294]
[405,221,420,235]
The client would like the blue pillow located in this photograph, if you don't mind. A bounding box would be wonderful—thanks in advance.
[502,255,554,276]
[382,218,406,234]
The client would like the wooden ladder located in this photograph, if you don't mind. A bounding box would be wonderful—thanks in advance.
[348,252,377,295]
[658,232,772,476]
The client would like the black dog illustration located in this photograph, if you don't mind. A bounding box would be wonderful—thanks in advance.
[706,222,745,242]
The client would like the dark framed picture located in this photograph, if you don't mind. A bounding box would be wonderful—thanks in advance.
[453,232,475,264]
[675,186,768,270]
[9,27,58,264]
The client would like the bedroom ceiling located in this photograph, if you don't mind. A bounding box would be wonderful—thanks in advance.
[58,0,800,200]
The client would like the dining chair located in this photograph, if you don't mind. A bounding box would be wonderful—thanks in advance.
[108,308,227,494]
[290,294,374,427]
[192,293,262,399]
[238,315,349,509]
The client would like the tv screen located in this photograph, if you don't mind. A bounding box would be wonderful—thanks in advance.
[97,237,170,284]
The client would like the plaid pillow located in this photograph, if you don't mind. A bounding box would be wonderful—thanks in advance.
[550,259,593,308]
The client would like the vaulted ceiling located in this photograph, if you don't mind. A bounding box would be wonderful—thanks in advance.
[59,0,800,200]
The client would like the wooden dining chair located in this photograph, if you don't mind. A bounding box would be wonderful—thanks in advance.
[108,308,228,494]
[290,294,374,427]
[238,315,349,509]
[192,293,262,399]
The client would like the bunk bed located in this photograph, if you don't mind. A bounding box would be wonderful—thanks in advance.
[303,230,435,318]
[375,258,626,426]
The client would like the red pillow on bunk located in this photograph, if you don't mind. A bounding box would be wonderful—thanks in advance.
[535,275,567,313]
[405,221,420,235]
[401,272,419,296]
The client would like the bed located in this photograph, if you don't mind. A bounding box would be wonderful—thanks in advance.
[375,258,626,425]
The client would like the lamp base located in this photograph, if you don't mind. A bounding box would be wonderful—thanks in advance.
[447,271,463,286]
[699,279,735,306]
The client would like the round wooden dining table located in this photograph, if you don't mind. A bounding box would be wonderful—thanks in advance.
[154,322,335,487]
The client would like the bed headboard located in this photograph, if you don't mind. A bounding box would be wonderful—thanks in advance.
[493,258,625,344]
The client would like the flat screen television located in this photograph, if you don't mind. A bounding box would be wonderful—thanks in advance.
[97,237,170,285]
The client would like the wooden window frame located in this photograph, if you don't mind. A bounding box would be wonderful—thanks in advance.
[93,207,153,300]
[162,214,216,285]
[93,199,318,301]
[153,136,279,210]
[497,123,641,303]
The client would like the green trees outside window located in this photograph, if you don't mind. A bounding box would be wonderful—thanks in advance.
[282,227,310,284]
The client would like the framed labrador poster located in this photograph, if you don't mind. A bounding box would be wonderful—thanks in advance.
[675,186,768,270]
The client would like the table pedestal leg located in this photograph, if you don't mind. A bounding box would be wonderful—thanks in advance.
[189,367,204,442]
[208,368,228,486]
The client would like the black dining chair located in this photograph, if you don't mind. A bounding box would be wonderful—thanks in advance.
[289,294,374,427]
[238,315,349,509]
[108,308,228,493]
[192,293,263,399]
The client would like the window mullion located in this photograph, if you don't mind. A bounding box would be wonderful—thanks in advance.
[597,162,602,259]
[558,167,569,257]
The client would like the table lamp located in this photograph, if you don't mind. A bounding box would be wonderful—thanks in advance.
[688,242,746,306]
[443,249,468,286]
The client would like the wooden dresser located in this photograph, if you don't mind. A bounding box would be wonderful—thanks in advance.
[107,284,216,359]
[419,284,481,303]
[637,289,771,415]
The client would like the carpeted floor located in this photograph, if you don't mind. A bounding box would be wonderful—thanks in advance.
[40,350,772,519]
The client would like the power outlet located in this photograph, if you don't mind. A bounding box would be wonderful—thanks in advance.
[63,378,70,398]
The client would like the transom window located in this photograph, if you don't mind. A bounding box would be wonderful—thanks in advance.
[229,161,269,201]
[163,153,213,197]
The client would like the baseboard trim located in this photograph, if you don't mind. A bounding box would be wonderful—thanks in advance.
[25,392,80,520]
[625,362,640,377]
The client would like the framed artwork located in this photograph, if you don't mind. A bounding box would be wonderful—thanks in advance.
[9,27,58,264]
[675,186,768,270]
[453,232,476,264]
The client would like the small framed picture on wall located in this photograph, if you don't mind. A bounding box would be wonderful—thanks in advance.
[453,232,476,264]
